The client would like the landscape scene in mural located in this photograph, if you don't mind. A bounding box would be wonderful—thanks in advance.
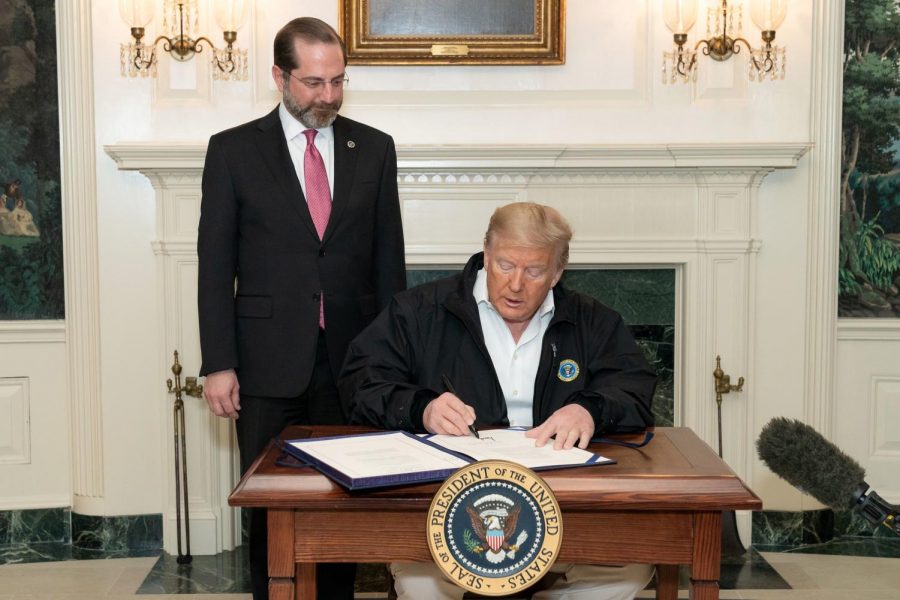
[838,0,900,317]
[0,0,63,319]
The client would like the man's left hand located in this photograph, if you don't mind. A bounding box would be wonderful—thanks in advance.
[525,404,595,450]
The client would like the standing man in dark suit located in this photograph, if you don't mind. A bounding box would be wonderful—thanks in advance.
[197,17,406,600]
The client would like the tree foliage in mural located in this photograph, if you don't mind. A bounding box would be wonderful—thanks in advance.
[0,0,63,319]
[839,0,900,317]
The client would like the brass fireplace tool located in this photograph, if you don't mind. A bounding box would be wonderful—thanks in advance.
[167,350,203,565]
[713,355,745,457]
[713,355,747,557]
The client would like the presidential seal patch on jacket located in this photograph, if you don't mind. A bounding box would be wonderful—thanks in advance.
[426,460,562,596]
[557,359,580,382]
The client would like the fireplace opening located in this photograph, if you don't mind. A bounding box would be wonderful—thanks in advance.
[406,268,676,427]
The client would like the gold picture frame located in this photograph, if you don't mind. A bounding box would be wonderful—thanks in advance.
[340,0,565,65]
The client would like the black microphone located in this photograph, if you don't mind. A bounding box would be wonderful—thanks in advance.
[757,417,898,535]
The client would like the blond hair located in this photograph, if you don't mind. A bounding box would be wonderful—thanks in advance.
[484,202,572,269]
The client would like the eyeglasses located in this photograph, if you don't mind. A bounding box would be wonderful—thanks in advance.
[282,69,349,91]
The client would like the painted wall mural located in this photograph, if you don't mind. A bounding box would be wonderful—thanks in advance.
[0,0,63,319]
[838,0,900,317]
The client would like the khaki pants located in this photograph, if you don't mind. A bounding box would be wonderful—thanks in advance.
[390,562,654,600]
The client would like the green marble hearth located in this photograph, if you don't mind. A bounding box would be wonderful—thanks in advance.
[753,509,900,558]
[0,507,68,546]
[0,509,162,565]
[71,513,162,552]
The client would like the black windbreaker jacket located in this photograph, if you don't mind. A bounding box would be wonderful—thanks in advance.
[339,253,656,435]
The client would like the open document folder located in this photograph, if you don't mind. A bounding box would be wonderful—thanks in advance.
[279,428,614,490]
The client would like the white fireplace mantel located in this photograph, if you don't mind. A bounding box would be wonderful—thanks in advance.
[107,142,808,171]
[106,141,809,554]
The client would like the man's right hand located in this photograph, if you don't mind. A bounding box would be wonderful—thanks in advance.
[423,392,477,436]
[203,369,241,419]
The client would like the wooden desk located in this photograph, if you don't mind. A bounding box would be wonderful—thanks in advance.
[229,426,761,600]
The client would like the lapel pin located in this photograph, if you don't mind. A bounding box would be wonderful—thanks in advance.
[347,140,356,148]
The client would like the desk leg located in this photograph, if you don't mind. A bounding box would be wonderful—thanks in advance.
[689,512,721,600]
[296,563,316,600]
[655,564,678,600]
[268,509,295,600]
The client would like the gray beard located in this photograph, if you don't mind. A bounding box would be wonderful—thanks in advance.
[282,87,340,129]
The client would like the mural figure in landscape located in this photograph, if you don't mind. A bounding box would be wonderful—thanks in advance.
[0,0,63,319]
[0,181,39,237]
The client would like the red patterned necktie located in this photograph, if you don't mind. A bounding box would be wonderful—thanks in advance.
[303,129,331,328]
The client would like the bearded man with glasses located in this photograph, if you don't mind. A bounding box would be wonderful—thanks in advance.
[198,16,406,600]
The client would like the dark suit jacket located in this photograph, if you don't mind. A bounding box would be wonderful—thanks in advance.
[197,107,406,398]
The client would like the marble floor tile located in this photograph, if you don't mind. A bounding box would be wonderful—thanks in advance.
[0,558,135,595]
[2,550,900,598]
[762,552,900,591]
[136,548,250,594]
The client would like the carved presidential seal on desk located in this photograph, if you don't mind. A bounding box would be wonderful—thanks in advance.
[427,460,563,595]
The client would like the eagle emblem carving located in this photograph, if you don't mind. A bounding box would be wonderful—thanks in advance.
[465,494,529,564]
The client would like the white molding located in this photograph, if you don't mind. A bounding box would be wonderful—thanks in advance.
[151,239,762,262]
[104,144,209,170]
[802,0,845,435]
[106,143,810,172]
[58,0,105,500]
[0,496,71,511]
[0,322,66,344]
[837,319,900,341]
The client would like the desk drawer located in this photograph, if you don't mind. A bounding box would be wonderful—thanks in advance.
[292,509,694,565]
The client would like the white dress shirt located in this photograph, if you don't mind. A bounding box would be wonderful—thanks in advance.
[473,268,555,427]
[278,103,335,198]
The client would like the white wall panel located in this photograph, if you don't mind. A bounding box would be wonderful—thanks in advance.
[836,322,900,504]
[0,377,30,464]
[0,324,68,510]
[872,379,900,456]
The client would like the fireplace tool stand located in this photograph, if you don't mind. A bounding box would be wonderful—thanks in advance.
[713,355,748,557]
[167,350,204,565]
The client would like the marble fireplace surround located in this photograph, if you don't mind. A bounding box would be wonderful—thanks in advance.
[106,142,809,555]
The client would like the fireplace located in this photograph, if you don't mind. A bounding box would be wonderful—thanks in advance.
[106,141,806,554]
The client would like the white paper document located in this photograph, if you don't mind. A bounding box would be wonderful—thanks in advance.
[283,428,613,490]
[288,431,469,480]
[424,428,611,469]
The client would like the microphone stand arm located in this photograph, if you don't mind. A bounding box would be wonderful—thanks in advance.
[854,484,900,535]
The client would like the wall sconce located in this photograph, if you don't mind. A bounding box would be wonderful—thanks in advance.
[662,0,787,84]
[119,0,249,81]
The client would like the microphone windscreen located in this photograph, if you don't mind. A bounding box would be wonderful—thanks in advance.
[756,417,865,511]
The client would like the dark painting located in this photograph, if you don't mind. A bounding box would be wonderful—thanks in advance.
[838,0,900,317]
[0,0,63,319]
[368,0,536,37]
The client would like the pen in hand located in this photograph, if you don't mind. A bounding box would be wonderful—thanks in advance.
[441,373,480,439]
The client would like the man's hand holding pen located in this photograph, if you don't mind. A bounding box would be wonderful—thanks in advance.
[423,392,479,437]
[439,374,480,439]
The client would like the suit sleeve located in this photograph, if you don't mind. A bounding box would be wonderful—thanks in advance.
[197,135,240,376]
[568,311,657,434]
[373,136,407,308]
[339,297,435,431]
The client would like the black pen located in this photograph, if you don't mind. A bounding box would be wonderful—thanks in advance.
[441,373,480,439]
